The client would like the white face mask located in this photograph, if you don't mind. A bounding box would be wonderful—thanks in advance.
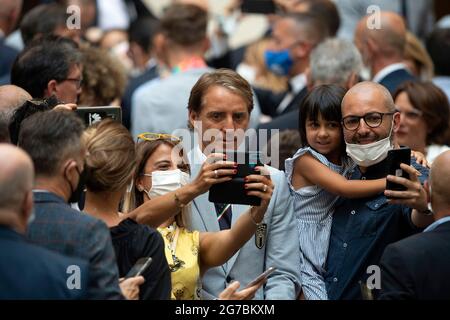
[143,169,190,199]
[345,121,394,167]
[236,63,257,84]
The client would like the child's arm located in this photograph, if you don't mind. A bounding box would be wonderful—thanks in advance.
[293,153,385,198]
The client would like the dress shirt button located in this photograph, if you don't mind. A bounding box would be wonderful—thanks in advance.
[226,276,232,283]
[333,277,338,282]
[343,243,348,248]
[351,210,356,215]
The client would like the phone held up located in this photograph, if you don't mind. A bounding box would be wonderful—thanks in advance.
[385,147,411,194]
[241,0,276,14]
[125,257,153,279]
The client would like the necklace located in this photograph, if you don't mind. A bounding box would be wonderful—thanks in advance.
[164,224,185,272]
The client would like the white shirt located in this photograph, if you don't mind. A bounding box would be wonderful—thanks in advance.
[372,63,408,83]
[277,73,307,115]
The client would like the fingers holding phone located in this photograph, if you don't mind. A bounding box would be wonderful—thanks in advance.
[119,276,145,300]
[194,153,237,193]
[218,280,264,300]
[245,166,273,208]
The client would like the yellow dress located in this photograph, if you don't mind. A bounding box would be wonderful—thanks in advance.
[158,224,201,300]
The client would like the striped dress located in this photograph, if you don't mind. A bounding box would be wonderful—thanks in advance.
[285,147,354,300]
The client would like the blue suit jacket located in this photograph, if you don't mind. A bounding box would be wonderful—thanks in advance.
[121,65,159,130]
[27,191,123,299]
[378,69,416,96]
[186,147,301,300]
[0,226,88,299]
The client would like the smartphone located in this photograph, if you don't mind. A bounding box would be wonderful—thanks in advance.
[209,151,263,206]
[241,0,276,14]
[125,257,153,278]
[244,267,276,289]
[75,106,122,126]
[385,147,411,192]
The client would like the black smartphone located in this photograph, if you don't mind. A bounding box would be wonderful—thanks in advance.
[125,257,153,278]
[75,106,122,126]
[209,151,263,206]
[241,0,276,14]
[385,147,411,192]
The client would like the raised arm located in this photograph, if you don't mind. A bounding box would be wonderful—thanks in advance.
[294,153,385,198]
[127,154,237,227]
[198,166,273,274]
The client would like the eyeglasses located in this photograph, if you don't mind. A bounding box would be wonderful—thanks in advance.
[63,77,83,89]
[136,132,182,144]
[342,112,395,131]
[396,108,423,121]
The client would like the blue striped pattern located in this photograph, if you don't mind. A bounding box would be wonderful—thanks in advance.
[285,147,354,300]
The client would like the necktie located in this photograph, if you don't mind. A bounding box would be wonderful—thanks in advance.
[214,203,232,230]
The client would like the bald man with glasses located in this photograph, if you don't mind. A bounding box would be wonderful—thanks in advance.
[323,81,434,300]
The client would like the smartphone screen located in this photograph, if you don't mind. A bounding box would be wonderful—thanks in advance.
[125,257,153,278]
[244,267,276,289]
[385,147,411,192]
[241,0,276,14]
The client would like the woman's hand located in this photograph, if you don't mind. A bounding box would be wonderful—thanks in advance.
[244,166,274,220]
[119,276,145,300]
[191,153,237,194]
[411,150,430,168]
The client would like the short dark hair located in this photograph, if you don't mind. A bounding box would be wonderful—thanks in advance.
[161,3,208,46]
[188,69,254,115]
[284,12,329,46]
[302,0,340,37]
[18,110,85,177]
[426,27,450,76]
[299,84,346,152]
[0,117,10,143]
[11,37,81,99]
[20,3,69,46]
[128,17,160,53]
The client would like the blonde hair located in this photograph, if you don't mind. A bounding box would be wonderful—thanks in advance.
[83,119,136,193]
[404,31,434,81]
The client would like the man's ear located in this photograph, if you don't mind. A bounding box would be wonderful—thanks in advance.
[46,80,58,97]
[424,180,431,203]
[292,41,311,60]
[188,110,199,129]
[20,190,34,230]
[305,67,314,91]
[393,111,401,133]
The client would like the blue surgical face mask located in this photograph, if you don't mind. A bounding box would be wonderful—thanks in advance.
[264,49,293,76]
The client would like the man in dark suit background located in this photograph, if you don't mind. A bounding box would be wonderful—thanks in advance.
[0,0,22,85]
[121,17,160,130]
[379,150,450,300]
[354,11,415,96]
[17,110,125,299]
[0,144,88,299]
[256,12,327,120]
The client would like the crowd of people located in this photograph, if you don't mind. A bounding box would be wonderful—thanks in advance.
[1,0,450,300]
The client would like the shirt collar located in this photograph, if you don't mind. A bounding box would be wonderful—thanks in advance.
[372,63,408,83]
[289,73,307,94]
[424,216,450,232]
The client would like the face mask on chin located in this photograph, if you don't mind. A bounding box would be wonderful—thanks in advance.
[142,169,190,199]
[264,49,293,76]
[345,120,394,167]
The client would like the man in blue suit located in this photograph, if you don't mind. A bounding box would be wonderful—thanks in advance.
[17,110,124,299]
[0,144,88,299]
[354,11,415,96]
[185,69,301,300]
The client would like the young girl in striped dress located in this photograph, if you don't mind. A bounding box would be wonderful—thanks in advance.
[285,85,386,300]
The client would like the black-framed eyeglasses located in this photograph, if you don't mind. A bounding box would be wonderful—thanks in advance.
[342,112,395,131]
[63,77,83,89]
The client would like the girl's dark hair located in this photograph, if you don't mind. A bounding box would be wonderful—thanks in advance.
[299,84,347,152]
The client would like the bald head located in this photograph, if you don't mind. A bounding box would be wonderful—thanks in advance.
[429,150,450,217]
[356,11,406,59]
[0,144,34,213]
[342,81,395,113]
[0,85,32,122]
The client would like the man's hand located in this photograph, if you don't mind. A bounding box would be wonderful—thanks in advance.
[384,163,427,211]
[218,280,265,300]
[119,276,145,300]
